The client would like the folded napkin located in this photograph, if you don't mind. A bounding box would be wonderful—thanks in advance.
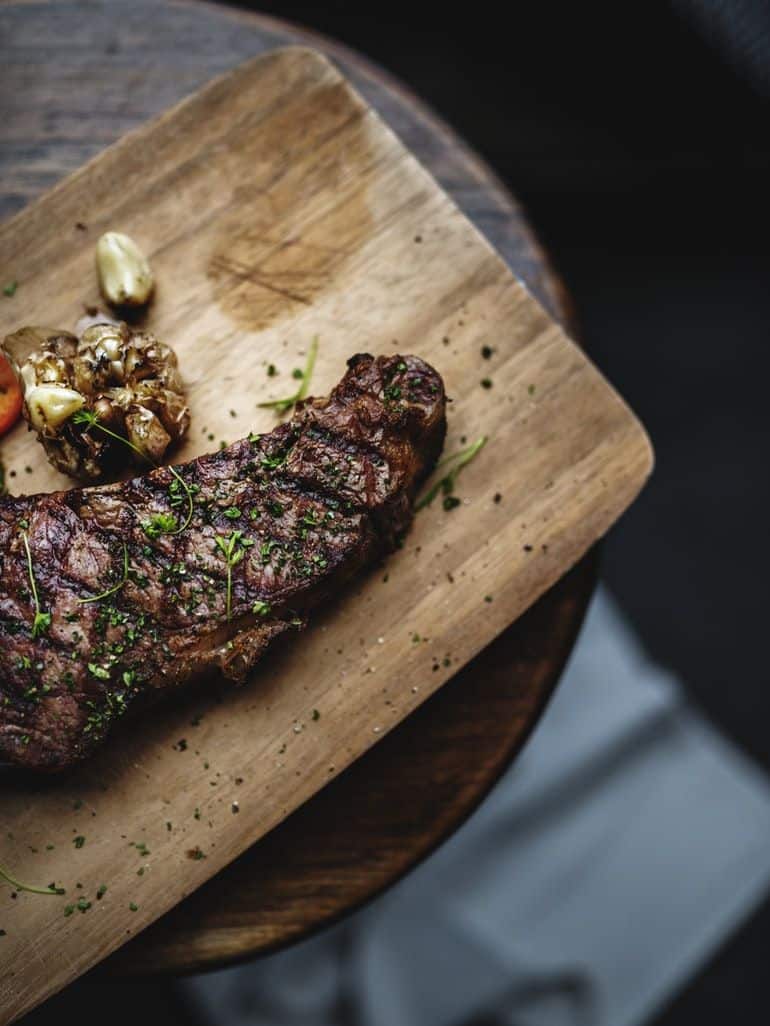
[182,587,770,1026]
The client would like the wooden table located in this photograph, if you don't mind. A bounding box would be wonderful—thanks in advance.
[0,0,597,974]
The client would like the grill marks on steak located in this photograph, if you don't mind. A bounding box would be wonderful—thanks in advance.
[0,354,446,771]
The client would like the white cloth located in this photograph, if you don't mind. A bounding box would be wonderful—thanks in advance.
[182,588,770,1026]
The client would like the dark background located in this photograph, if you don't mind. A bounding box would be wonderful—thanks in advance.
[19,2,770,1024]
[215,3,770,1024]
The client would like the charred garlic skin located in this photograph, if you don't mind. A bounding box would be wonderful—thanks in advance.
[95,231,154,308]
[2,322,190,481]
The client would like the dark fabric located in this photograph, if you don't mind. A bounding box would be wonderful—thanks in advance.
[674,0,770,96]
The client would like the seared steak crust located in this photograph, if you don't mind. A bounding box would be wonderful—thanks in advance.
[0,354,446,771]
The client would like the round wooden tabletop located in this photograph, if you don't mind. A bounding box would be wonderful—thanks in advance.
[0,0,598,974]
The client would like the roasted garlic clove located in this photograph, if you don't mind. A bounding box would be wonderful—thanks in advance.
[125,405,172,464]
[95,231,154,308]
[24,384,85,433]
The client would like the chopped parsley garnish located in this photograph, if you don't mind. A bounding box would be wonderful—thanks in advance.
[252,600,271,616]
[3,281,17,297]
[258,335,319,414]
[142,512,178,540]
[416,436,488,512]
[87,663,111,680]
[73,836,86,849]
[21,531,51,639]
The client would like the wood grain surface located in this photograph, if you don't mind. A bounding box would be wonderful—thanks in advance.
[0,31,650,1025]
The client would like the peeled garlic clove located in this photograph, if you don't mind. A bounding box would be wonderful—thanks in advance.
[24,384,85,432]
[95,231,154,308]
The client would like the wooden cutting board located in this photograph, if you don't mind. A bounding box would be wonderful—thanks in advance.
[0,47,652,1022]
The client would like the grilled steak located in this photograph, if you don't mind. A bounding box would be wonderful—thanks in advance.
[0,354,446,772]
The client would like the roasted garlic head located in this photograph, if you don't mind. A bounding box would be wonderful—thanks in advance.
[2,323,189,481]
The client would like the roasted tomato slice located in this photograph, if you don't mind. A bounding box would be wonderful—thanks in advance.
[0,352,22,436]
